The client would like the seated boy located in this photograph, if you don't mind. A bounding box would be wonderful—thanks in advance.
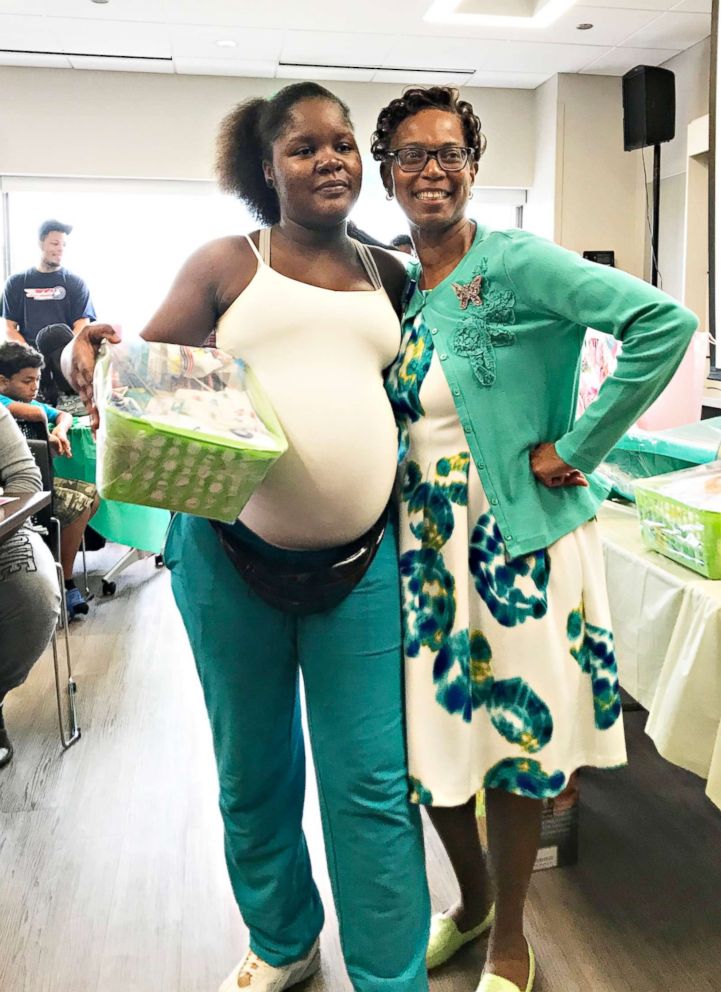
[0,405,61,767]
[0,341,98,619]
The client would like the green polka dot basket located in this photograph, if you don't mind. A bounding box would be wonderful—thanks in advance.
[95,340,287,523]
[634,461,721,578]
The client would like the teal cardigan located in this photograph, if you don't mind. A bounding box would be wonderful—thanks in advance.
[395,224,698,559]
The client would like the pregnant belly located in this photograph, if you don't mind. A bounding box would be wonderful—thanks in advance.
[239,402,399,550]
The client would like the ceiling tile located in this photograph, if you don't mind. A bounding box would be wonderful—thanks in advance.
[438,5,663,45]
[622,10,711,47]
[45,18,171,58]
[0,0,166,16]
[466,69,551,88]
[174,57,276,77]
[671,0,712,11]
[531,5,661,45]
[166,0,351,31]
[0,13,60,52]
[276,64,376,81]
[280,30,396,66]
[169,24,283,61]
[580,44,679,73]
[480,39,614,73]
[68,56,173,73]
[0,49,71,68]
[381,35,491,71]
[580,0,676,9]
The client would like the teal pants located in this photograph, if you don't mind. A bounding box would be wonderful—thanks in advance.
[164,514,430,992]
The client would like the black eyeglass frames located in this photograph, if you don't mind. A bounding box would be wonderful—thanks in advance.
[385,145,474,173]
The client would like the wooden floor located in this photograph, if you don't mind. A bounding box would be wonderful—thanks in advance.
[1,545,720,992]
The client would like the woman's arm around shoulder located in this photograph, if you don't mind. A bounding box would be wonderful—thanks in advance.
[369,246,409,319]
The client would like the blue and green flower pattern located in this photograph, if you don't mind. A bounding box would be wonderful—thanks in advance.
[567,605,622,730]
[469,512,550,627]
[484,758,566,799]
[385,310,434,463]
[487,678,554,754]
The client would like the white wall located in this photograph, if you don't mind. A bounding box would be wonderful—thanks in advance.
[655,38,711,182]
[524,75,559,241]
[641,38,711,302]
[0,66,534,189]
[524,72,646,278]
[556,73,646,277]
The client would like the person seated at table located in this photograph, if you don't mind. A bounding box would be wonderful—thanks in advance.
[0,341,98,619]
[0,404,61,768]
[35,323,86,415]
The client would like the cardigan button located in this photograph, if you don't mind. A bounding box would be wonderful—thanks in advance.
[490,497,498,505]
[464,425,472,434]
[453,387,461,396]
[440,353,448,360]
[431,327,438,335]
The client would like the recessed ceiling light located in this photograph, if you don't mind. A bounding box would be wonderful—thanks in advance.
[91,0,110,5]
[425,0,580,29]
[577,22,594,30]
[216,39,238,48]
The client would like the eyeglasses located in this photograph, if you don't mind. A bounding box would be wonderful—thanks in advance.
[386,145,474,173]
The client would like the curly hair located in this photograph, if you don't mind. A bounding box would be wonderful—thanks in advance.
[215,82,354,226]
[371,87,486,191]
[0,341,44,378]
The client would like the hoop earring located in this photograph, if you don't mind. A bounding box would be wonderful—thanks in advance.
[468,189,474,199]
[386,191,393,201]
[266,178,274,189]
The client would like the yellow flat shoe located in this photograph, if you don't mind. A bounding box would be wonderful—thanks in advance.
[426,903,496,970]
[476,940,535,992]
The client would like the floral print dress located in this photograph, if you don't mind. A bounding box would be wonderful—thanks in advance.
[387,288,628,807]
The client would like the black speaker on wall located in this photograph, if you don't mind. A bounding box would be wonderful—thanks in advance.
[622,65,676,151]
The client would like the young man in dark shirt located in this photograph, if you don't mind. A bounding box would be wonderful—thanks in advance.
[2,219,96,347]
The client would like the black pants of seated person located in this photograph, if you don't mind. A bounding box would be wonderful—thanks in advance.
[35,324,75,406]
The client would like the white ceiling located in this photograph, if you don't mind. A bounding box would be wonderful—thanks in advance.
[0,0,712,89]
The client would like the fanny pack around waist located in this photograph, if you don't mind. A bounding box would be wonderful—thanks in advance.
[211,507,388,616]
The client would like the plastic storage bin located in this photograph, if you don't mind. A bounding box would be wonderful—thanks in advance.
[95,340,287,522]
[601,418,721,502]
[633,461,721,578]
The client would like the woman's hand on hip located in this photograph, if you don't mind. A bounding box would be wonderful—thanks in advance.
[531,442,588,489]
[61,323,122,431]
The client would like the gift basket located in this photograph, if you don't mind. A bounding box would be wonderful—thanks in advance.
[95,339,287,522]
[634,461,721,578]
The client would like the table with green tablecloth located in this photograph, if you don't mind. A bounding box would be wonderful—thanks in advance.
[53,418,170,554]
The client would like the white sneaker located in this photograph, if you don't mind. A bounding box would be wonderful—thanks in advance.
[219,940,320,992]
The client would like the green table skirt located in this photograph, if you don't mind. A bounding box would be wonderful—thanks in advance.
[53,420,170,554]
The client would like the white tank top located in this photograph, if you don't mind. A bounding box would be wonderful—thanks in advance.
[215,228,401,549]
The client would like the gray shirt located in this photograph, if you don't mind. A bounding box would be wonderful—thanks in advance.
[0,405,41,494]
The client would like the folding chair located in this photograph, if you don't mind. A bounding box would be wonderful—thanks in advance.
[26,437,81,750]
[16,418,90,598]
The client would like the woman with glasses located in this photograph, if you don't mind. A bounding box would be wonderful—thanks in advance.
[371,86,697,992]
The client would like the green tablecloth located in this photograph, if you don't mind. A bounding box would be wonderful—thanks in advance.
[53,419,170,554]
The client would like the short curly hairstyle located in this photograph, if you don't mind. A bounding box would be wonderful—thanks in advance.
[371,86,486,192]
[0,341,44,378]
[216,82,354,226]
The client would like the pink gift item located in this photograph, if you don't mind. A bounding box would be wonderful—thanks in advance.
[635,331,707,431]
[577,330,619,416]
